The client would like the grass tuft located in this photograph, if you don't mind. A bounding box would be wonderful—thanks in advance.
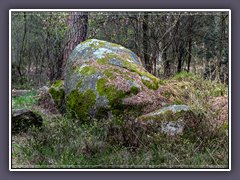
[12,91,37,109]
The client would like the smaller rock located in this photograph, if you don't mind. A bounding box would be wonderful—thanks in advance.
[12,109,43,134]
[161,120,185,136]
[136,105,198,136]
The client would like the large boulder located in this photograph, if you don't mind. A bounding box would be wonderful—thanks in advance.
[62,39,168,121]
[12,109,43,134]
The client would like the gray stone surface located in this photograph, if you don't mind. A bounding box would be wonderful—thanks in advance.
[161,120,185,136]
[152,105,190,116]
[137,105,192,136]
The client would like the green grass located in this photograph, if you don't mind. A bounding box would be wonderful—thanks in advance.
[173,71,196,81]
[12,91,37,109]
[171,71,227,98]
[12,114,228,169]
[164,72,228,111]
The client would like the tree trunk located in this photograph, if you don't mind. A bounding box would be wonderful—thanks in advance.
[143,13,151,73]
[163,50,170,76]
[177,41,184,73]
[61,12,88,79]
[136,13,143,61]
[162,15,171,77]
[215,13,226,82]
[17,12,27,77]
[187,37,192,72]
[187,16,194,72]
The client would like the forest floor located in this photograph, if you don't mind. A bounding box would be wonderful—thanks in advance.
[11,72,229,169]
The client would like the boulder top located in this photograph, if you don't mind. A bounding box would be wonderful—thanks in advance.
[67,39,142,66]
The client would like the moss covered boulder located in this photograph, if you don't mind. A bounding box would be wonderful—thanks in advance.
[64,39,168,121]
[136,105,200,136]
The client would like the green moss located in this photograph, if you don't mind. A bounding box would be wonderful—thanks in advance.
[97,58,108,65]
[81,39,124,50]
[97,78,127,115]
[76,80,83,89]
[103,69,116,80]
[95,50,163,90]
[142,79,159,90]
[66,89,96,121]
[55,80,63,87]
[79,39,106,49]
[78,39,163,89]
[88,41,106,49]
[119,60,162,90]
[97,53,117,65]
[97,78,126,102]
[78,66,96,76]
[97,78,108,96]
[106,86,126,104]
[49,80,65,109]
[130,86,140,95]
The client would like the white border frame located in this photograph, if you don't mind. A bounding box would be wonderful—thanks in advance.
[9,9,231,171]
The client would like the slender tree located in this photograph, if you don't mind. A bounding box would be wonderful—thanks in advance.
[143,12,151,73]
